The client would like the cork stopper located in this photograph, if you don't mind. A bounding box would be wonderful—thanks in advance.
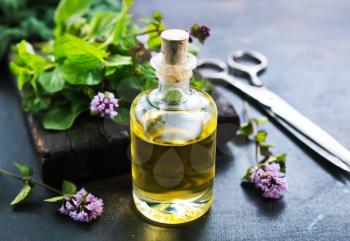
[150,29,196,83]
[161,29,189,65]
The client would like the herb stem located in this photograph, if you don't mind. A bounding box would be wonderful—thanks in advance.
[243,101,260,164]
[255,143,260,164]
[0,168,62,195]
[0,168,23,181]
[134,29,160,37]
[243,101,253,128]
[30,179,62,195]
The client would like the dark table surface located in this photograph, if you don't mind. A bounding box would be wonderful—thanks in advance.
[1,0,350,240]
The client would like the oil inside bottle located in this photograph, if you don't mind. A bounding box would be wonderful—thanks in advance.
[130,90,217,224]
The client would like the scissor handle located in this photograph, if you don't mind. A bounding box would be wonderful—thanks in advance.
[196,58,228,80]
[227,50,268,86]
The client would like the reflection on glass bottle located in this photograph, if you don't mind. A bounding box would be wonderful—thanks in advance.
[130,29,217,224]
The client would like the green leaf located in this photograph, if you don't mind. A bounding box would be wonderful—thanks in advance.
[259,144,274,157]
[54,0,93,36]
[141,11,163,25]
[62,61,103,85]
[44,196,65,203]
[105,55,132,67]
[113,76,143,102]
[42,97,87,130]
[62,180,77,195]
[145,24,164,50]
[239,121,254,136]
[21,88,51,114]
[54,34,107,68]
[9,62,33,90]
[11,183,32,206]
[86,12,118,39]
[188,43,200,56]
[261,153,287,173]
[112,107,130,125]
[16,40,47,73]
[191,76,213,93]
[146,35,161,50]
[276,153,287,161]
[242,166,254,182]
[254,130,267,143]
[275,153,287,173]
[14,163,33,176]
[38,67,65,93]
[253,116,268,126]
[104,0,134,46]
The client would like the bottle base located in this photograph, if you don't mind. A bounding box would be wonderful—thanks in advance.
[133,189,213,225]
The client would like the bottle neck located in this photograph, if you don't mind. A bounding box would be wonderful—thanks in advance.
[149,52,197,108]
[156,76,190,104]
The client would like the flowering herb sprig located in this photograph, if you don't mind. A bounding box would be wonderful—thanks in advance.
[0,163,103,222]
[240,102,288,199]
[189,24,211,44]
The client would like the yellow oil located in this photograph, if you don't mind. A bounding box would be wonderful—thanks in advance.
[130,89,217,224]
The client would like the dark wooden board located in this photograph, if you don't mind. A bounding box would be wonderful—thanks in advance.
[28,88,240,187]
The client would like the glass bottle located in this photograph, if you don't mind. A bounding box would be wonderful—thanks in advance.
[130,29,217,224]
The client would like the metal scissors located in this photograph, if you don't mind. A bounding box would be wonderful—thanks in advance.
[197,50,350,172]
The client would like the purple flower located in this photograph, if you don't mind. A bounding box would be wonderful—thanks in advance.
[90,91,119,118]
[251,163,288,199]
[59,188,104,222]
[190,24,210,44]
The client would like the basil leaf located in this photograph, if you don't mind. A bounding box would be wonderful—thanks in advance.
[42,98,87,130]
[62,180,77,195]
[14,162,33,176]
[54,34,107,68]
[62,62,102,85]
[112,108,130,125]
[38,67,65,93]
[44,196,65,203]
[11,183,32,206]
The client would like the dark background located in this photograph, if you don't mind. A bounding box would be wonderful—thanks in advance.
[1,0,350,240]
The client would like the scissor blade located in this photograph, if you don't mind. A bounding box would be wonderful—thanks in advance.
[269,97,350,167]
[264,108,350,172]
[213,74,350,171]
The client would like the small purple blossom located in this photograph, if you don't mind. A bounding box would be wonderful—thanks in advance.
[190,24,210,44]
[251,163,288,199]
[90,91,119,118]
[59,188,103,222]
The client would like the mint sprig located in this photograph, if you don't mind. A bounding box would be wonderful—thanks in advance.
[9,0,212,131]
